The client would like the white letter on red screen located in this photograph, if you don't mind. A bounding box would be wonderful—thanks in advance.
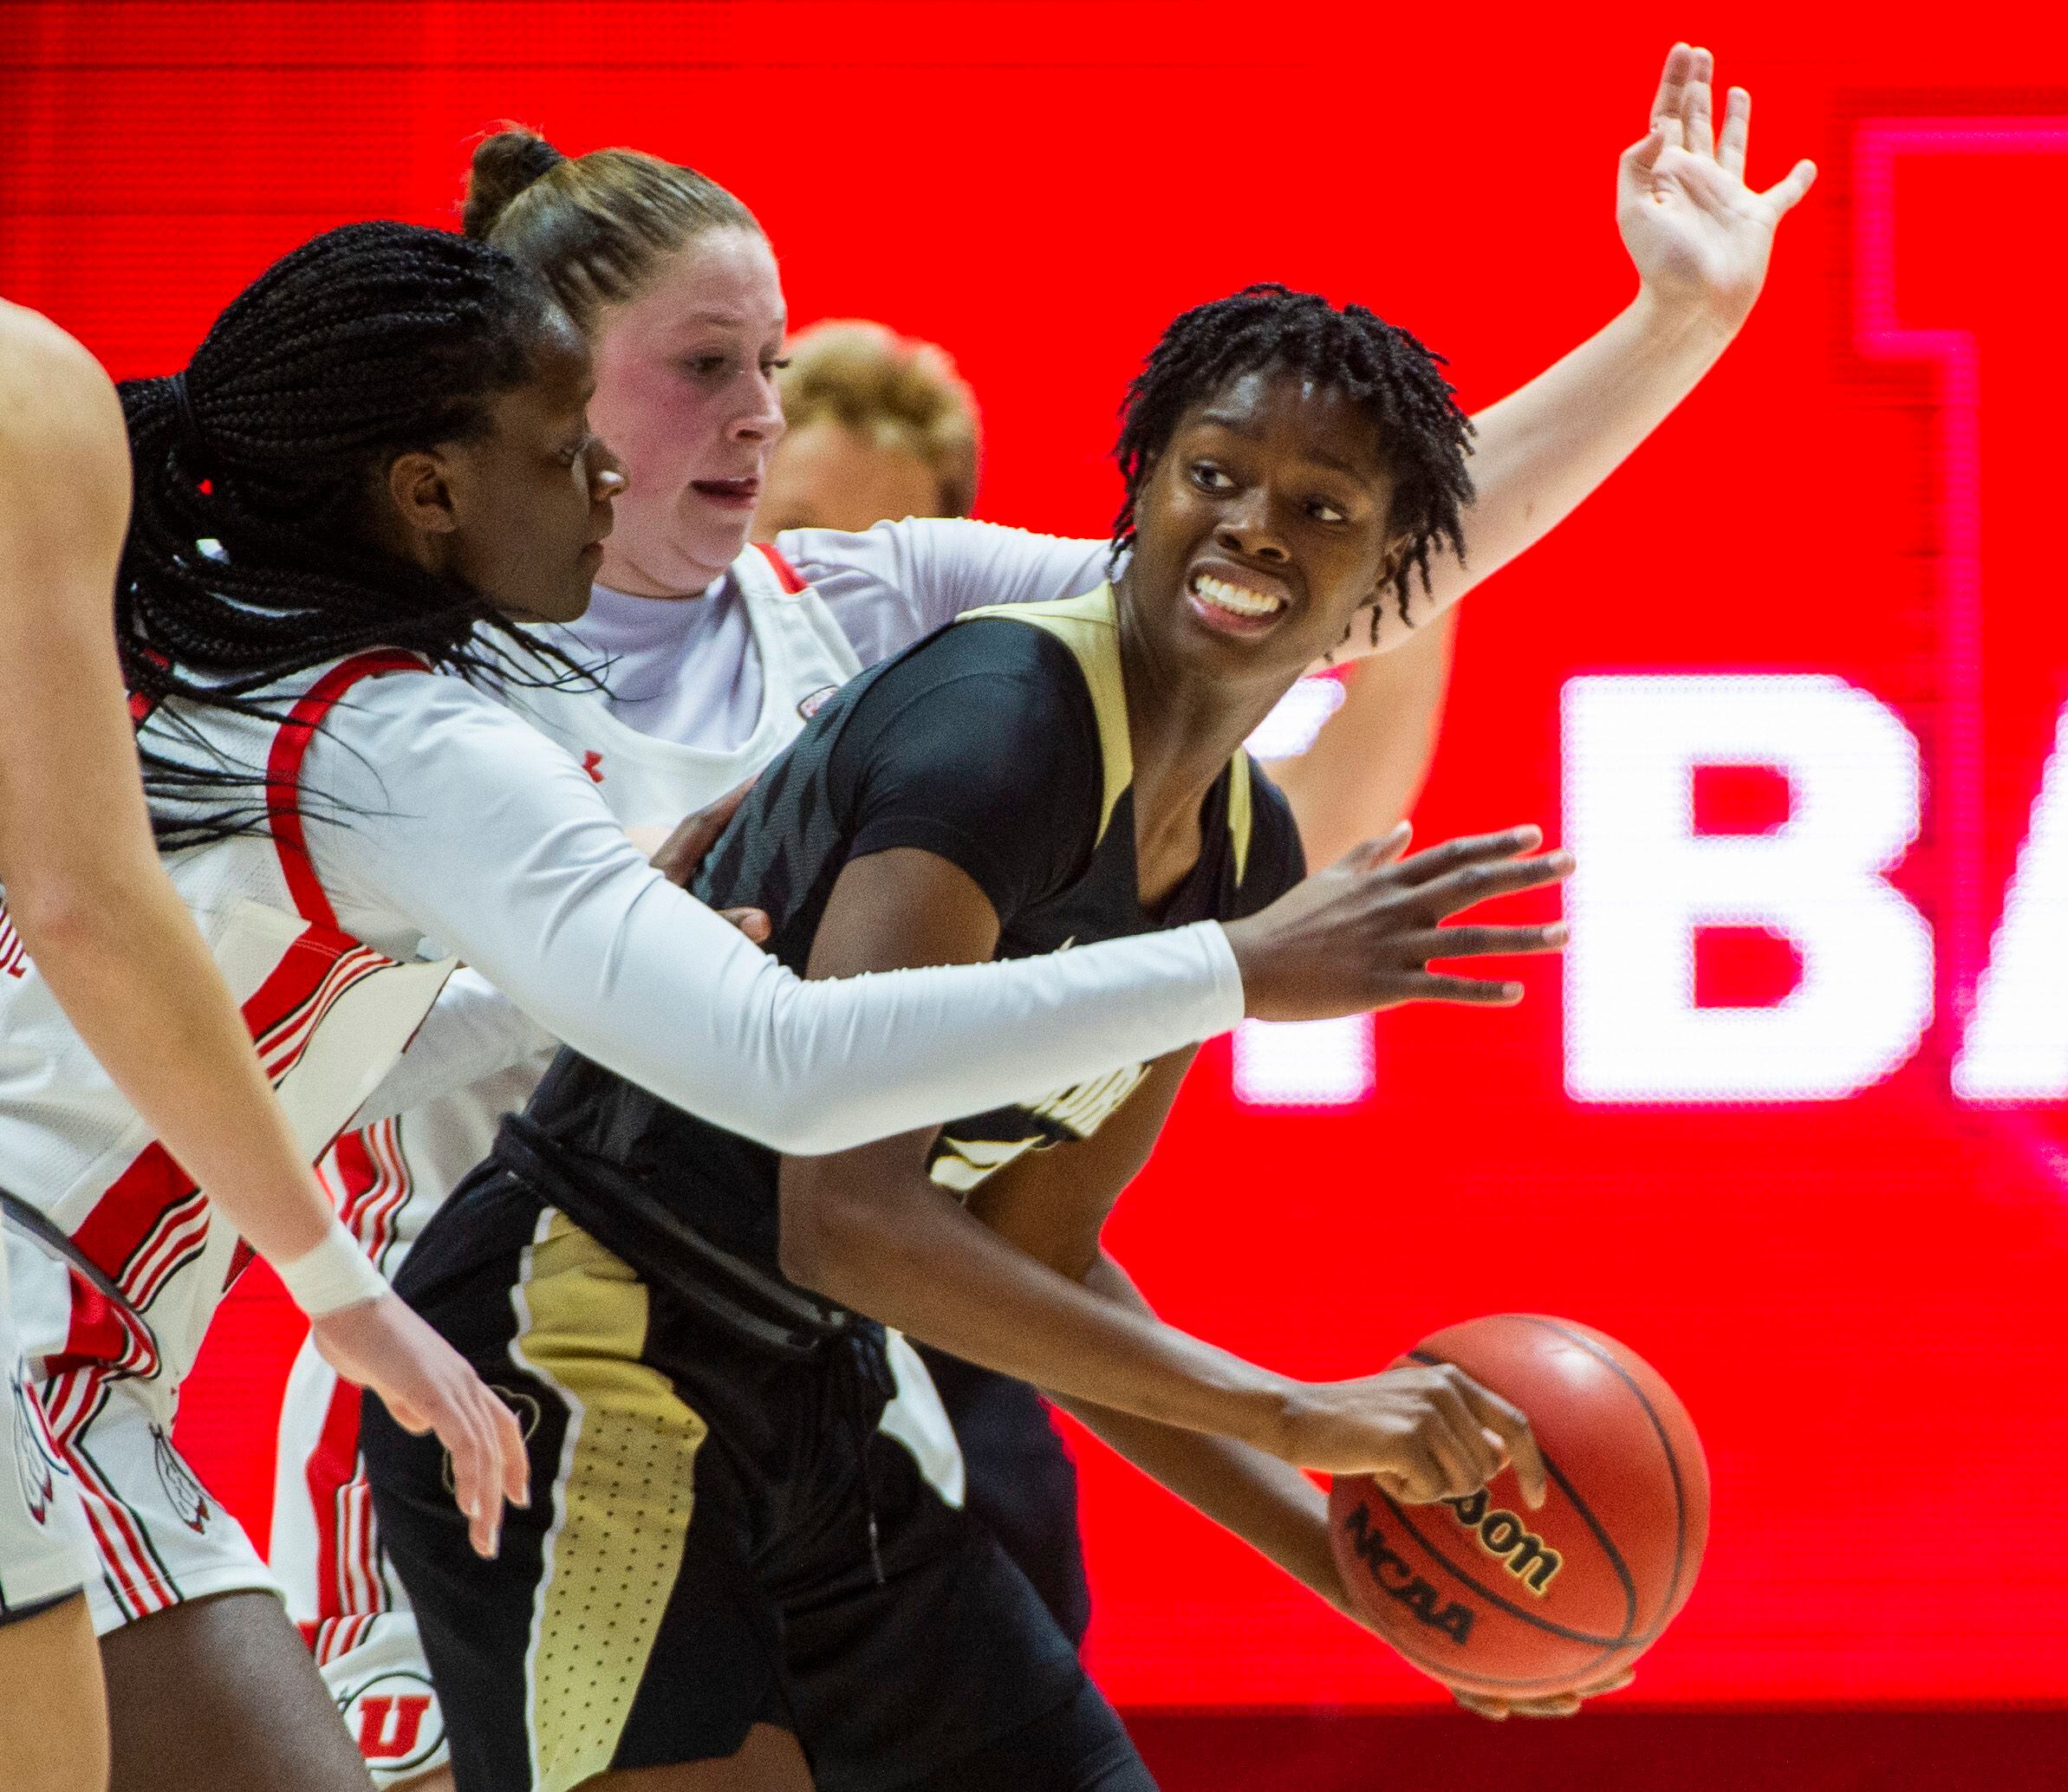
[1954,706,2068,1101]
[1563,675,1931,1102]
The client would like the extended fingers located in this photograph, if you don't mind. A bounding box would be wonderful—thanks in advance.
[1410,848,1575,919]
[1409,921,1568,961]
[1401,973,1525,1006]
[494,1392,530,1510]
[1680,46,1716,158]
[445,1390,503,1557]
[1762,157,1819,216]
[1645,41,1695,131]
[1457,1380,1549,1510]
[1331,821,1412,875]
[1717,84,1751,176]
[1391,825,1544,886]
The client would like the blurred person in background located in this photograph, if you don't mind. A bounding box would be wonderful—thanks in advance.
[753,319,980,537]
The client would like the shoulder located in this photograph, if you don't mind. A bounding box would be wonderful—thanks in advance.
[846,612,1095,761]
[776,516,1097,583]
[297,661,596,811]
[0,305,127,534]
[774,518,1112,665]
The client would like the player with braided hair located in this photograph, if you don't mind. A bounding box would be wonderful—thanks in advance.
[362,276,1578,1792]
[1109,282,1475,641]
[270,44,1818,1786]
[0,295,536,1792]
[3,218,1544,1792]
[113,222,580,844]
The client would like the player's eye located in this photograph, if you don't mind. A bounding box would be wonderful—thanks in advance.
[683,354,732,380]
[1308,497,1349,523]
[1190,462,1236,492]
[762,356,792,377]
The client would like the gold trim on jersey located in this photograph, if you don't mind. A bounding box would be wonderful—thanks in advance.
[510,1210,708,1792]
[957,583,1256,876]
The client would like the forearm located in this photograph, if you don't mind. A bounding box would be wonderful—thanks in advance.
[1048,1256,1342,1606]
[783,1163,1295,1451]
[1359,291,1737,653]
[0,313,337,1263]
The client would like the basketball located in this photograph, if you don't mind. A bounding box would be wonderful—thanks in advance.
[1328,1314,1709,1700]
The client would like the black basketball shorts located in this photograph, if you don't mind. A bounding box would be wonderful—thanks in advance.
[361,1182,1104,1792]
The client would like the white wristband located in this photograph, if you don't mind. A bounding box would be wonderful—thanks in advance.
[275,1217,388,1319]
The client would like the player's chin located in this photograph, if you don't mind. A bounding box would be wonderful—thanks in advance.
[678,493,758,565]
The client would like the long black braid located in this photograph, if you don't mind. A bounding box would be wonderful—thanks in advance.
[1111,283,1475,640]
[117,221,586,847]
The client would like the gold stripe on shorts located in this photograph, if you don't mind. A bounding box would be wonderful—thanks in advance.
[512,1210,707,1792]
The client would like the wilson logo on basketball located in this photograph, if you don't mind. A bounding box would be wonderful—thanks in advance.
[1437,1486,1562,1595]
[1336,1504,1474,1645]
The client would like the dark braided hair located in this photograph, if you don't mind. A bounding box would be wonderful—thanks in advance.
[117,220,584,847]
[1111,283,1475,640]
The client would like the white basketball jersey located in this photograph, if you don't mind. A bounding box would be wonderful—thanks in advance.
[0,652,457,1447]
[315,544,863,1263]
[271,548,881,1618]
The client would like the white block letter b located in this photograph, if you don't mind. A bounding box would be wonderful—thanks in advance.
[1563,675,1931,1103]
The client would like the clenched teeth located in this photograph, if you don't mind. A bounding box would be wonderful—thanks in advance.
[1192,572,1284,618]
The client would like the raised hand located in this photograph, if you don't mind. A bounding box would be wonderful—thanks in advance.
[1222,823,1571,1023]
[1618,42,1818,332]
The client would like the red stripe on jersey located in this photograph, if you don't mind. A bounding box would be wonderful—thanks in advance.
[266,651,428,929]
[754,542,808,594]
[306,1373,369,1623]
[51,919,398,1377]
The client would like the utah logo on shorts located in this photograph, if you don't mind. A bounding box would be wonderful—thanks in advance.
[338,1668,444,1773]
[149,1424,210,1533]
[10,1377,57,1523]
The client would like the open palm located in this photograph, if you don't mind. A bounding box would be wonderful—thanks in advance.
[1617,44,1817,331]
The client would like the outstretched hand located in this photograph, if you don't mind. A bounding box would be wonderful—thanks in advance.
[1618,42,1818,332]
[1224,822,1571,1023]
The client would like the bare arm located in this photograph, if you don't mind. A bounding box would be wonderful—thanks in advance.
[957,1058,1356,1614]
[0,306,339,1266]
[778,845,1551,1500]
[0,304,524,1552]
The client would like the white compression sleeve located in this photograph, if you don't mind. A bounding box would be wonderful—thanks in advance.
[307,677,1245,1157]
[348,966,559,1129]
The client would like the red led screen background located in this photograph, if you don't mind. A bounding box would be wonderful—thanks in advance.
[9,0,2068,1723]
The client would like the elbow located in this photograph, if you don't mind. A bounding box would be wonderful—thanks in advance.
[777,1172,865,1301]
[3,870,124,967]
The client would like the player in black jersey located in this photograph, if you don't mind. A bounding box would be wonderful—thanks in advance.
[364,285,1577,1792]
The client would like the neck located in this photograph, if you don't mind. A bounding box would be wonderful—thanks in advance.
[1112,576,1297,900]
[598,542,727,601]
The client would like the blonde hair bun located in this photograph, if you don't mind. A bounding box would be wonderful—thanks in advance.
[463,127,567,242]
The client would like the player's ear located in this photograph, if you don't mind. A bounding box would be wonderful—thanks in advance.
[384,449,461,539]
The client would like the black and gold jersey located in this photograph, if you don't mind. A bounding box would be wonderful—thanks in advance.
[504,586,1306,1295]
